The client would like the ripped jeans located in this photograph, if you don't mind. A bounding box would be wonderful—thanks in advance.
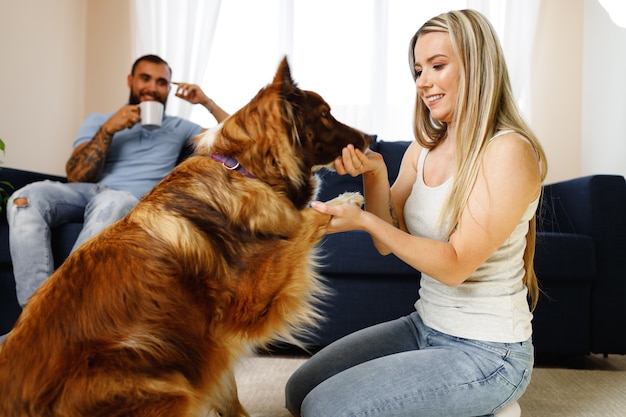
[6,181,138,307]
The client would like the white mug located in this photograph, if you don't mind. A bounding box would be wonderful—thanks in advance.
[139,101,164,130]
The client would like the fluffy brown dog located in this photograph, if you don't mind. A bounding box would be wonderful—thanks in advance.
[0,58,370,417]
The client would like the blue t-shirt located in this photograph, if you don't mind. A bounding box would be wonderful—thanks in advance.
[73,111,203,199]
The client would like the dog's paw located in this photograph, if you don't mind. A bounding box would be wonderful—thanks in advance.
[325,192,364,207]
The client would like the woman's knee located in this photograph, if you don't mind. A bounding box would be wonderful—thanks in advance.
[285,367,307,417]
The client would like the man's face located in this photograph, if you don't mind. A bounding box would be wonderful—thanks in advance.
[127,61,171,106]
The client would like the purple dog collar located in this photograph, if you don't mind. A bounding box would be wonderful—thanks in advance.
[211,154,255,179]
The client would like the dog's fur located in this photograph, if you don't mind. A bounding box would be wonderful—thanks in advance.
[0,58,370,417]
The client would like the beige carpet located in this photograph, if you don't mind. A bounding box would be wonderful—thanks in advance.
[234,356,305,417]
[232,354,626,417]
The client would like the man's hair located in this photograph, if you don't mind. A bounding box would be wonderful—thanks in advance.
[131,55,172,78]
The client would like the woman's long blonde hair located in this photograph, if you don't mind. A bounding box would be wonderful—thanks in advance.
[408,9,548,310]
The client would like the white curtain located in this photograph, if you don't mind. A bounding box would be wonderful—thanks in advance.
[469,0,541,120]
[131,0,540,141]
[131,0,222,119]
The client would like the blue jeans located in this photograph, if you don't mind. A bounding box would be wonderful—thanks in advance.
[6,181,138,307]
[285,312,533,417]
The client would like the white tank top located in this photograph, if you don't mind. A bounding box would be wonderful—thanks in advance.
[405,131,538,342]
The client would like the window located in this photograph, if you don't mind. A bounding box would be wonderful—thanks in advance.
[133,0,538,142]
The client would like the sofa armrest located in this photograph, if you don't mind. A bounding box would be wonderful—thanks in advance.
[539,174,626,284]
[539,174,626,285]
[540,175,626,237]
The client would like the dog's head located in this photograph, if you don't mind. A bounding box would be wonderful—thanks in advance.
[268,60,373,170]
[196,57,372,207]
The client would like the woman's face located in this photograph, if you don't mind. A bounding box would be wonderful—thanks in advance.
[413,32,460,125]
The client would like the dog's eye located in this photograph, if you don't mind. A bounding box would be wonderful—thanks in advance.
[321,111,329,118]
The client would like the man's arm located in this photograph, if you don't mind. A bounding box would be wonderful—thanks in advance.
[66,105,140,183]
[66,128,113,182]
[204,98,229,124]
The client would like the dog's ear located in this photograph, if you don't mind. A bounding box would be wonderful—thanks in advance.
[273,57,300,100]
[273,56,295,87]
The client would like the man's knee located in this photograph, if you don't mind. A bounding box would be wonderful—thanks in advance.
[8,181,65,213]
[7,194,31,223]
[108,192,138,215]
[89,191,138,220]
[12,197,29,207]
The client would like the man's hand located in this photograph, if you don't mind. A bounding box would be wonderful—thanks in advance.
[173,82,210,106]
[101,104,141,135]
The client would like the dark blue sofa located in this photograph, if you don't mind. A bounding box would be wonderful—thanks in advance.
[1,139,625,367]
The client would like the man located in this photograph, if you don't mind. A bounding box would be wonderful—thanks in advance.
[6,54,228,310]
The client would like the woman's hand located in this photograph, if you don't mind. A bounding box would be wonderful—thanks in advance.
[314,144,387,235]
[334,145,384,177]
[311,200,367,234]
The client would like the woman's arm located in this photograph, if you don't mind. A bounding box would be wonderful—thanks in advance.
[315,133,541,286]
[331,142,419,254]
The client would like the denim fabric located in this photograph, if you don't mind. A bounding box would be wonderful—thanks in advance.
[6,181,138,306]
[286,312,533,417]
[73,113,202,199]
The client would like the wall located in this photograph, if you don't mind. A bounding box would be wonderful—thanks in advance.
[84,0,133,115]
[0,0,131,176]
[531,0,583,183]
[0,0,86,176]
[1,0,624,184]
[582,0,626,179]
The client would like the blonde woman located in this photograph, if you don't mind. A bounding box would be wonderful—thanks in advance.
[286,9,547,417]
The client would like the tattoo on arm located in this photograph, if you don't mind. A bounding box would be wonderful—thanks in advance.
[66,128,113,183]
[389,190,400,228]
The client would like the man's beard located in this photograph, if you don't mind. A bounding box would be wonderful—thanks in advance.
[129,91,167,109]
